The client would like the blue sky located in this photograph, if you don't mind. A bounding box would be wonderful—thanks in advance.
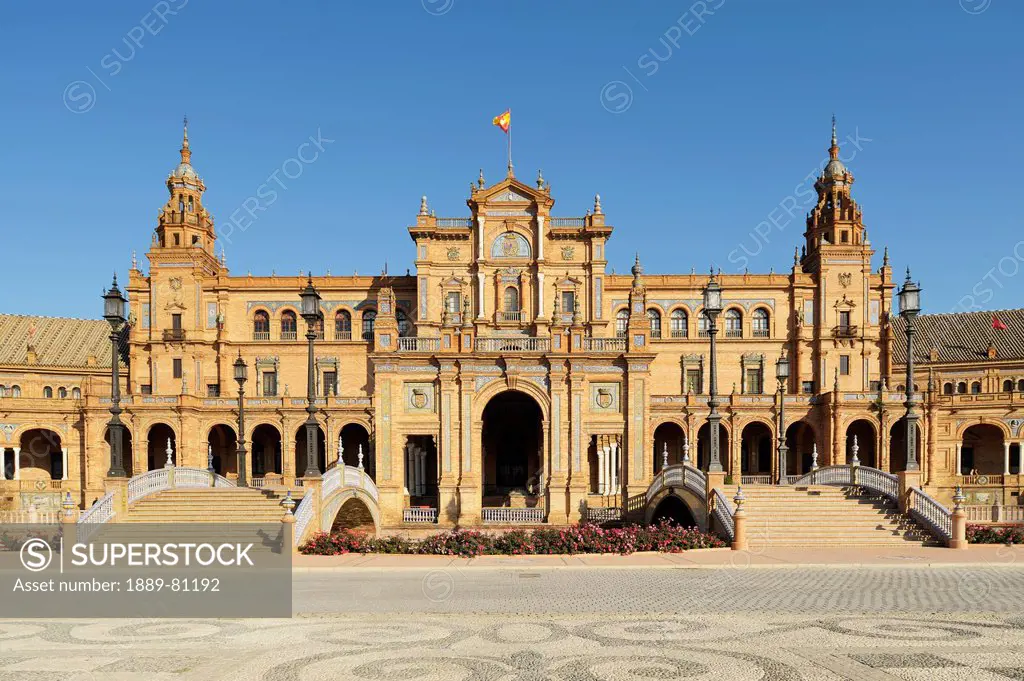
[2,0,1021,318]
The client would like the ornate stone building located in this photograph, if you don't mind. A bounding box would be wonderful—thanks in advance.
[1,122,1021,530]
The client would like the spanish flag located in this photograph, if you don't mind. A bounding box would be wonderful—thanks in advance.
[992,315,1008,331]
[492,109,511,133]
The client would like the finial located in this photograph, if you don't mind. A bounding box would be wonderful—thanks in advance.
[419,195,428,215]
[631,253,643,286]
[536,169,544,188]
[905,266,912,282]
[794,247,799,265]
[507,159,514,178]
[220,246,226,265]
[478,168,485,188]
[594,193,602,214]
[831,113,837,147]
[883,246,889,266]
[131,250,137,270]
[111,272,118,288]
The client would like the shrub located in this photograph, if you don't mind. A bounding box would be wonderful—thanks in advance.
[417,529,492,557]
[967,524,1024,544]
[492,528,534,555]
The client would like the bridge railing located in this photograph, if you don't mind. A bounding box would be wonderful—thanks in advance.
[710,488,735,542]
[909,487,952,542]
[647,463,707,505]
[787,464,899,503]
[294,464,380,546]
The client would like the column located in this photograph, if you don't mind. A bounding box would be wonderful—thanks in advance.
[13,447,20,481]
[536,215,545,260]
[612,437,621,491]
[404,442,412,493]
[477,215,485,259]
[604,440,612,496]
[417,450,426,496]
[1004,441,1011,476]
[61,447,68,481]
[597,438,605,495]
[537,272,545,317]
[476,272,485,319]
[955,443,962,477]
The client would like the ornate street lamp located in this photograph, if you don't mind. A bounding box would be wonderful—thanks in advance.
[102,274,127,477]
[233,352,249,487]
[702,271,724,473]
[898,269,922,471]
[300,276,322,478]
[775,352,790,484]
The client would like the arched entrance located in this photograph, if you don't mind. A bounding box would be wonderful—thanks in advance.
[960,424,1005,475]
[18,429,63,480]
[845,419,877,467]
[330,497,376,532]
[482,390,543,506]
[740,422,773,478]
[251,424,282,477]
[207,424,237,477]
[652,422,686,474]
[147,424,176,470]
[888,418,922,473]
[650,495,697,528]
[340,423,373,480]
[784,421,816,475]
[103,427,134,477]
[695,422,729,472]
[294,424,326,478]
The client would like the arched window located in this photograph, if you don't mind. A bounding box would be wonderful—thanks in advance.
[253,310,270,340]
[896,385,905,393]
[43,386,53,398]
[71,387,81,399]
[971,381,982,394]
[0,385,6,397]
[445,292,460,314]
[943,382,954,395]
[670,309,688,338]
[724,309,742,337]
[1003,379,1014,392]
[178,195,184,213]
[313,313,324,340]
[397,309,412,337]
[752,308,770,337]
[11,385,20,397]
[503,286,520,313]
[58,387,67,399]
[1019,379,1024,392]
[615,309,629,338]
[334,310,352,340]
[647,309,661,339]
[698,311,709,337]
[957,382,967,394]
[187,196,194,212]
[281,311,297,340]
[362,310,376,341]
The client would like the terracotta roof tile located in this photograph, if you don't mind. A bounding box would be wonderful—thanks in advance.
[0,314,112,368]
[891,308,1024,364]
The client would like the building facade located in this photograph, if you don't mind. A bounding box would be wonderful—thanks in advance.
[1,123,1022,527]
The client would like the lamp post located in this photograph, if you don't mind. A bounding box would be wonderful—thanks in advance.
[702,272,724,473]
[102,275,127,477]
[775,353,790,484]
[233,352,249,487]
[898,269,922,471]
[300,277,322,478]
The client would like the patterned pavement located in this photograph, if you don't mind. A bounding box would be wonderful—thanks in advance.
[2,567,1023,680]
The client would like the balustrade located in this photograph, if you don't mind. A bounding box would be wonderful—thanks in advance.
[481,507,545,523]
[475,337,549,353]
[583,337,626,352]
[403,508,439,523]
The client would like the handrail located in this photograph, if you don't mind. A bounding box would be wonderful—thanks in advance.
[293,494,314,546]
[788,465,899,503]
[646,463,707,505]
[78,490,116,525]
[790,465,852,487]
[909,487,952,541]
[711,488,735,541]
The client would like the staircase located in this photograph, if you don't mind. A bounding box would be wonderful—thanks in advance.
[122,487,300,523]
[723,484,938,547]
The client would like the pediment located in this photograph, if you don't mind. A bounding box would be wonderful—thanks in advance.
[473,176,551,208]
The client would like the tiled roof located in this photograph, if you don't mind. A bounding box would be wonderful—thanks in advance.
[891,308,1024,364]
[0,314,113,368]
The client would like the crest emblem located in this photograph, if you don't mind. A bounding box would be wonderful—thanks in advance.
[560,246,575,261]
[501,233,519,257]
[838,272,852,288]
[447,247,460,261]
[597,388,613,409]
[411,388,428,409]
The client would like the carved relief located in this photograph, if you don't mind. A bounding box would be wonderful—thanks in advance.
[838,272,852,288]
[560,246,575,261]
[446,247,460,261]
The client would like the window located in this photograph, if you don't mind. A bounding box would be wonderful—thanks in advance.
[187,196,194,212]
[670,309,688,338]
[313,313,324,340]
[323,371,337,397]
[362,310,376,341]
[207,384,220,397]
[957,381,967,394]
[561,290,575,316]
[839,310,851,331]
[802,381,815,395]
[445,292,460,314]
[173,233,180,246]
[71,387,81,399]
[11,385,20,397]
[0,385,5,397]
[698,312,709,337]
[263,371,277,397]
[686,369,702,394]
[141,384,152,395]
[840,230,849,243]
[503,287,520,314]
[43,386,53,398]
[1019,379,1024,392]
[58,387,67,399]
[281,311,297,340]
[943,382,954,395]
[334,310,352,340]
[839,355,850,376]
[253,310,270,339]
[745,368,763,394]
[615,309,629,337]
[1003,379,1014,392]
[172,313,182,331]
[397,310,412,337]
[724,309,742,337]
[647,309,661,338]
[172,359,183,379]
[971,381,982,394]
[752,308,770,337]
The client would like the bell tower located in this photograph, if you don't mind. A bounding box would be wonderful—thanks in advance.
[802,116,866,272]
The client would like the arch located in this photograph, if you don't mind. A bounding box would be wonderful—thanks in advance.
[320,487,381,537]
[695,422,730,472]
[206,424,237,477]
[330,497,377,533]
[473,379,551,422]
[615,308,629,337]
[723,308,743,337]
[147,423,176,470]
[1003,379,1014,392]
[652,422,687,474]
[957,381,968,394]
[253,309,270,338]
[71,387,81,399]
[647,308,662,339]
[845,419,877,467]
[943,382,954,395]
[649,495,697,528]
[960,423,1005,475]
[489,231,531,259]
[481,390,544,505]
[888,418,922,473]
[669,308,688,338]
[784,420,816,475]
[334,308,352,340]
[739,421,773,476]
[103,426,135,478]
[396,309,412,337]
[10,385,20,398]
[339,422,373,480]
[43,386,53,398]
[295,424,326,477]
[643,486,708,531]
[280,310,297,339]
[751,307,770,337]
[970,381,982,394]
[1019,379,1024,392]
[503,286,520,313]
[250,423,283,477]
[361,309,376,341]
[18,428,63,480]
[58,387,67,399]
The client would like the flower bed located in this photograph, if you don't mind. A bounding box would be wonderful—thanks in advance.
[967,524,1024,544]
[299,520,725,557]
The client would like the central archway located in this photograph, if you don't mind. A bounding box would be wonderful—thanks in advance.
[481,390,543,506]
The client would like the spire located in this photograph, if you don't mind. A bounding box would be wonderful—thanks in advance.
[831,113,837,148]
[419,195,428,216]
[828,114,841,162]
[180,115,191,164]
[594,193,602,214]
[536,169,544,189]
[883,246,890,267]
[631,253,644,287]
[131,250,137,270]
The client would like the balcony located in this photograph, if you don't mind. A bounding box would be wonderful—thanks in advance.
[281,330,297,341]
[753,328,770,338]
[252,330,271,341]
[403,508,439,523]
[724,328,742,338]
[162,329,186,342]
[670,329,688,338]
[475,337,550,353]
[435,217,472,228]
[499,310,523,323]
[832,324,859,338]
[583,337,626,352]
[398,337,441,352]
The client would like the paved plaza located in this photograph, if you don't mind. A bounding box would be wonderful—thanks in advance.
[3,557,1024,680]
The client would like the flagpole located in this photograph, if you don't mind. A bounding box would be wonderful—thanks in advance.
[507,108,513,175]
